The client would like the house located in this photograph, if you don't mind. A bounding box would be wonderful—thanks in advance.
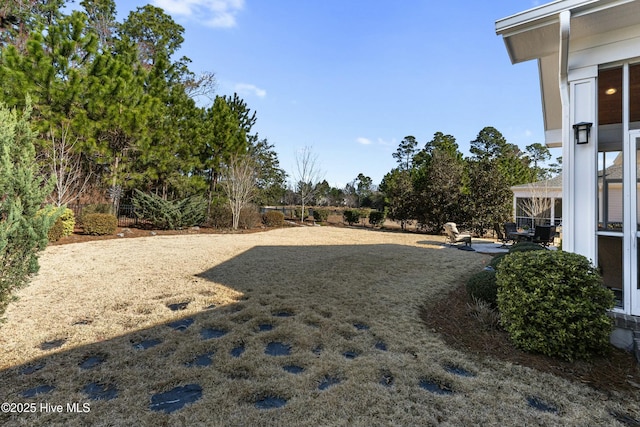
[496,0,640,356]
[510,174,562,228]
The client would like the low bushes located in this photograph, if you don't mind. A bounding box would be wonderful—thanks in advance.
[496,250,614,361]
[45,208,75,242]
[83,213,117,235]
[343,209,361,225]
[47,218,66,242]
[368,210,386,228]
[132,190,206,230]
[294,208,308,220]
[79,203,112,224]
[263,211,285,227]
[238,206,262,229]
[465,270,498,307]
[508,241,546,253]
[313,209,330,223]
[208,203,232,229]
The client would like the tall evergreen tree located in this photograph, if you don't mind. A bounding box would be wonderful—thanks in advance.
[413,145,466,232]
[80,0,117,51]
[379,168,414,230]
[0,0,66,53]
[118,4,184,68]
[526,142,553,181]
[466,158,512,236]
[250,138,287,206]
[392,135,418,170]
[414,131,461,167]
[0,101,58,316]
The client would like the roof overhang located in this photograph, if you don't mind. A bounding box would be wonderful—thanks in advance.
[496,0,640,147]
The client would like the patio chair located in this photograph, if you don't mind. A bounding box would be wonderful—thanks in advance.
[532,225,556,247]
[443,222,471,246]
[495,222,516,248]
[504,222,518,242]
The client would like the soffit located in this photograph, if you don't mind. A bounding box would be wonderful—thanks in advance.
[497,0,640,65]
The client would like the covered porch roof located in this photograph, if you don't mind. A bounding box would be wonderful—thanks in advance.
[495,0,640,147]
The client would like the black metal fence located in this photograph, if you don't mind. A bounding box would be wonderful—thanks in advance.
[67,203,139,228]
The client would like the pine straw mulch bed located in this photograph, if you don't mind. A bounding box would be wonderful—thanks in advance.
[1,225,639,426]
[420,285,640,398]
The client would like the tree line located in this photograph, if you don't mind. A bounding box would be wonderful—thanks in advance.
[379,128,560,235]
[0,0,287,215]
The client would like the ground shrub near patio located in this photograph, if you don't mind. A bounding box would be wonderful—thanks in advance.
[508,241,546,253]
[465,270,497,306]
[496,250,615,361]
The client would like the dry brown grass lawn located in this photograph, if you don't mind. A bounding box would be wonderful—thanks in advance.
[0,226,638,426]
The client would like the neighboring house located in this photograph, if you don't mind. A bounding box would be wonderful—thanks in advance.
[510,175,563,228]
[496,0,640,355]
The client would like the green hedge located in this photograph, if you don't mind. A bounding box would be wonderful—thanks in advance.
[466,270,498,306]
[45,208,75,242]
[508,241,546,253]
[368,210,386,228]
[343,209,361,225]
[313,209,330,223]
[80,203,112,224]
[496,250,614,361]
[263,211,285,227]
[83,213,117,235]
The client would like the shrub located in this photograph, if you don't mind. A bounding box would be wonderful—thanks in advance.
[496,250,615,361]
[263,211,285,227]
[132,189,206,230]
[80,203,112,224]
[208,202,232,229]
[238,206,262,229]
[509,241,546,253]
[294,208,308,220]
[1,102,58,317]
[83,213,117,235]
[313,209,330,223]
[42,207,74,242]
[47,219,66,242]
[467,297,501,330]
[465,270,498,306]
[343,209,360,225]
[488,253,508,270]
[369,210,386,228]
[59,208,75,236]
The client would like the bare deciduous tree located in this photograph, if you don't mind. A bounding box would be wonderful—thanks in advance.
[292,146,324,223]
[46,123,92,207]
[220,154,259,230]
[519,182,553,227]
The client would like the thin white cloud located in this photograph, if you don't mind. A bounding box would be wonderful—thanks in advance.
[153,0,244,28]
[356,137,372,145]
[235,83,267,98]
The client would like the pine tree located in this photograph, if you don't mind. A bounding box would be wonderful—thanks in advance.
[0,101,58,317]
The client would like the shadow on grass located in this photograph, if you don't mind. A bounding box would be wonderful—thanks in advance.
[1,242,477,425]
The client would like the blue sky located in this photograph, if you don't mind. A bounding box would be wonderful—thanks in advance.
[108,0,557,188]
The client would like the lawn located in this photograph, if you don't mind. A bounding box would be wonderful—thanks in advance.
[0,227,638,426]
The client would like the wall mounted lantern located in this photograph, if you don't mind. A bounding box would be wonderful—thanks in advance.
[573,121,592,144]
